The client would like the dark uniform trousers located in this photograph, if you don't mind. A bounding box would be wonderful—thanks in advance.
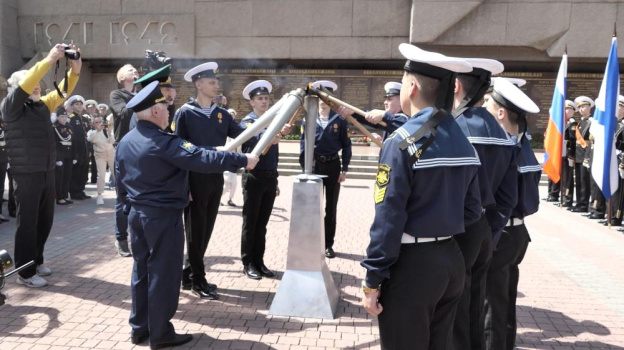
[183,172,224,284]
[574,163,590,209]
[115,194,129,241]
[547,179,560,200]
[13,170,55,278]
[608,176,624,223]
[590,177,606,216]
[313,156,341,249]
[484,224,531,350]
[69,158,89,197]
[241,171,277,267]
[453,214,493,350]
[55,158,73,200]
[7,169,16,216]
[562,160,574,206]
[128,205,184,342]
[378,238,465,350]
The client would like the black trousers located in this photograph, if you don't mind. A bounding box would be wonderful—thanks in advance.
[313,157,341,249]
[69,156,89,197]
[378,238,465,350]
[128,205,184,342]
[7,169,16,216]
[562,161,574,205]
[590,176,606,216]
[484,224,531,350]
[574,163,591,209]
[0,160,7,214]
[453,214,493,350]
[547,179,560,200]
[13,170,55,278]
[55,158,73,200]
[608,176,624,223]
[241,171,277,267]
[183,172,223,284]
[90,153,97,183]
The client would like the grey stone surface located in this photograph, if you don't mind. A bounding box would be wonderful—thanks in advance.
[18,0,122,16]
[1,0,24,78]
[506,2,570,51]
[18,15,195,59]
[434,3,508,46]
[564,2,618,58]
[196,36,291,59]
[251,1,353,37]
[352,0,411,37]
[410,1,483,43]
[196,1,252,37]
[290,37,391,59]
[121,0,194,14]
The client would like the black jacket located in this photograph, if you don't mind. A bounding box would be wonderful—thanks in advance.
[110,89,134,145]
[54,121,76,160]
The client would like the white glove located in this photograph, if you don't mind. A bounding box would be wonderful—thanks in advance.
[583,160,590,169]
[55,161,63,166]
[568,158,575,167]
[619,168,624,179]
[72,159,78,165]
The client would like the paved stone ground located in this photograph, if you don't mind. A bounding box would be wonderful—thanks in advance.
[0,165,623,349]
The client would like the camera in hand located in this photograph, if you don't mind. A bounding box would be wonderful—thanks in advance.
[62,44,81,60]
[144,50,173,70]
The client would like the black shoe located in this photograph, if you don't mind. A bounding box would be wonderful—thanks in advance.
[325,247,336,259]
[150,333,193,350]
[56,199,69,205]
[115,240,132,257]
[191,281,220,299]
[64,199,74,204]
[589,213,605,220]
[8,211,15,218]
[71,193,85,200]
[561,202,573,208]
[571,207,588,213]
[227,200,236,207]
[81,192,92,199]
[131,331,149,345]
[0,216,9,222]
[257,264,275,278]
[603,219,622,226]
[181,274,192,290]
[545,196,558,202]
[243,264,262,280]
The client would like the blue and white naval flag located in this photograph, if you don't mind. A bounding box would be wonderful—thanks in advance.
[590,36,620,200]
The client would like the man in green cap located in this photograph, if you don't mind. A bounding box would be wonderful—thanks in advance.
[129,64,177,131]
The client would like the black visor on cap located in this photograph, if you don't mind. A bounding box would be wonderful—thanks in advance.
[385,89,400,97]
[192,70,218,82]
[249,87,270,97]
[403,60,456,111]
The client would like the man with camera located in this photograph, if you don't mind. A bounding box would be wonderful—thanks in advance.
[0,43,81,288]
[109,63,139,258]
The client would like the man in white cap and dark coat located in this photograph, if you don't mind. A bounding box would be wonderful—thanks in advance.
[350,82,409,139]
[559,100,578,207]
[115,80,258,348]
[482,77,541,350]
[451,57,519,350]
[67,94,92,200]
[360,43,482,349]
[239,80,292,279]
[569,96,594,212]
[173,62,247,299]
[299,80,352,259]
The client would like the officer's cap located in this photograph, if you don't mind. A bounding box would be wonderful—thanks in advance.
[312,80,338,93]
[619,95,624,107]
[135,64,174,88]
[126,81,169,112]
[243,80,272,100]
[97,103,109,109]
[67,95,85,105]
[84,99,98,108]
[487,77,526,93]
[491,77,539,115]
[384,82,402,97]
[184,62,218,82]
[574,96,595,109]
[461,58,504,76]
[565,100,577,112]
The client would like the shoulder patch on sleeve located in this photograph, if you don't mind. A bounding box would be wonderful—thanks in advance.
[170,121,176,132]
[180,140,197,153]
[374,164,391,204]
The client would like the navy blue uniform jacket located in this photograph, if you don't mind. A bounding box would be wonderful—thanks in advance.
[173,99,246,147]
[299,111,352,172]
[241,112,279,172]
[115,120,248,210]
[361,107,483,287]
[455,107,519,237]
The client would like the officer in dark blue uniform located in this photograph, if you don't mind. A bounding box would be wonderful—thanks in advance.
[360,44,482,350]
[452,59,519,350]
[299,80,352,259]
[239,80,292,279]
[481,77,541,350]
[173,62,247,299]
[115,81,258,349]
[129,64,177,131]
[569,96,594,212]
[351,82,408,139]
[560,100,577,207]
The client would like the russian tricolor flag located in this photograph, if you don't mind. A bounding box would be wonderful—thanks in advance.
[543,53,567,183]
[591,36,620,200]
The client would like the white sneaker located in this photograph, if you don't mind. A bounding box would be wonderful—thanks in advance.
[96,195,104,205]
[37,264,52,276]
[17,275,48,288]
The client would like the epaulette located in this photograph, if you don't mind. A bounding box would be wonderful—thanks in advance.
[158,129,175,136]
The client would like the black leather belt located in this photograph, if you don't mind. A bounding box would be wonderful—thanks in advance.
[249,169,278,177]
[315,154,339,162]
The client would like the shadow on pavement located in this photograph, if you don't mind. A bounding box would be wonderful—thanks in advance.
[0,304,60,338]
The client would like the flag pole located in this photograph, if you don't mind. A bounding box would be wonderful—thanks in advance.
[608,198,612,228]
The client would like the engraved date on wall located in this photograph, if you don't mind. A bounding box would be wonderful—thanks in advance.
[33,21,177,46]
